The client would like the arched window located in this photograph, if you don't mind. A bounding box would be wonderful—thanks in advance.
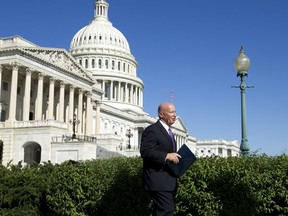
[85,59,88,68]
[105,59,109,69]
[112,60,115,70]
[92,59,95,68]
[98,59,102,69]
[24,142,41,164]
[123,63,126,72]
[118,61,121,71]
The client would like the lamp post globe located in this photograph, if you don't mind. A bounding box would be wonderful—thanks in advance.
[234,46,251,77]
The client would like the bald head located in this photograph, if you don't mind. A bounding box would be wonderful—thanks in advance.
[158,103,177,126]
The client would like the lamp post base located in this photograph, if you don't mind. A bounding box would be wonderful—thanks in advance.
[240,139,250,156]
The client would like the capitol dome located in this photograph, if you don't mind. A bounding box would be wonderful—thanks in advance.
[70,0,131,54]
[69,0,144,114]
[70,0,130,54]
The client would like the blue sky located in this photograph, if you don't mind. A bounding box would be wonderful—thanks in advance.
[1,0,287,155]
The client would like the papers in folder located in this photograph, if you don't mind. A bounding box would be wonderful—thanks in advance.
[167,144,197,178]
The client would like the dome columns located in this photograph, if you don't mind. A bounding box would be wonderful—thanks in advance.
[94,0,109,20]
[99,79,142,107]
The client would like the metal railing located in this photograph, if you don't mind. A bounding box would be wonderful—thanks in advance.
[51,135,97,143]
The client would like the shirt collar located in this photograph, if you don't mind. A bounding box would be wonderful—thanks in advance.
[159,120,170,132]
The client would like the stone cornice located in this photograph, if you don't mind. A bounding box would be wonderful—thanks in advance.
[0,47,95,85]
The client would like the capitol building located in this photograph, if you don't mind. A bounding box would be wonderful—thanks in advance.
[0,0,240,165]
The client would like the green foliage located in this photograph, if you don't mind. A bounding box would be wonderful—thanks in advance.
[45,157,150,216]
[0,162,53,215]
[176,155,288,216]
[0,155,287,215]
[100,157,150,216]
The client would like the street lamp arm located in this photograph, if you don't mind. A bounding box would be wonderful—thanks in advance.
[231,85,254,89]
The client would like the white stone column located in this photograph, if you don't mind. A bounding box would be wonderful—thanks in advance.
[138,88,140,106]
[8,62,20,121]
[23,68,32,121]
[35,73,44,120]
[95,101,101,134]
[138,88,141,107]
[134,86,137,104]
[135,86,138,105]
[133,86,137,104]
[48,78,55,119]
[130,85,133,104]
[0,65,2,100]
[68,85,74,132]
[85,92,92,135]
[102,80,105,100]
[0,65,3,120]
[140,88,143,107]
[58,82,65,122]
[120,83,124,102]
[110,81,113,100]
[117,82,121,102]
[125,83,128,103]
[77,89,83,134]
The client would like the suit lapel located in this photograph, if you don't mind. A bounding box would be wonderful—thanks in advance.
[156,120,174,146]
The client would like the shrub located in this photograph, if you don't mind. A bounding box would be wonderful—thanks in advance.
[0,155,287,215]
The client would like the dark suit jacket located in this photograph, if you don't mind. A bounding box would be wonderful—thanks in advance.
[140,120,177,192]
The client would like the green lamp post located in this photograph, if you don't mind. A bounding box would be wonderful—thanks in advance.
[233,46,253,156]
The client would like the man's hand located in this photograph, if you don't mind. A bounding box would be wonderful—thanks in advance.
[166,153,181,164]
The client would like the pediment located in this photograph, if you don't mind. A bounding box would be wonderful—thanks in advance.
[173,117,188,132]
[22,48,94,83]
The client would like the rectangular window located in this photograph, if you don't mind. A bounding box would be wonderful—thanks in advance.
[112,60,115,70]
[104,83,110,98]
[85,59,88,68]
[2,82,8,91]
[99,59,102,69]
[105,60,108,69]
[17,86,21,95]
[0,110,5,122]
[227,149,232,156]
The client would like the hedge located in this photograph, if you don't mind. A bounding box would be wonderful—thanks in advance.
[0,155,287,216]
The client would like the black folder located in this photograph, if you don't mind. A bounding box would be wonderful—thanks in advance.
[167,144,197,178]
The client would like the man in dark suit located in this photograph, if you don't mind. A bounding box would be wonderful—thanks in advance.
[140,102,181,216]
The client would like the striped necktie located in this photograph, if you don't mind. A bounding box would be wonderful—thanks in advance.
[168,128,176,152]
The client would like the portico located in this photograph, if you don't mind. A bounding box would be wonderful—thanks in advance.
[0,63,97,133]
